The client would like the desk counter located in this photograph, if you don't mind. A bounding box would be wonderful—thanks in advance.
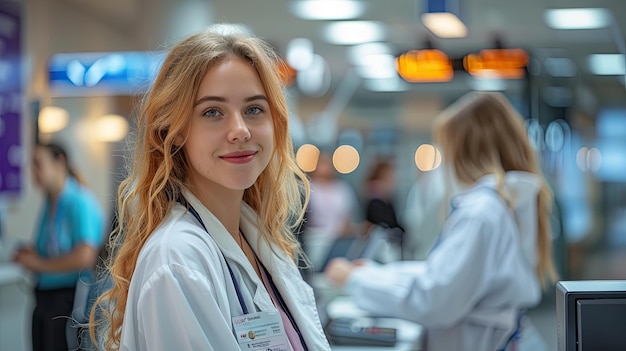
[0,262,31,351]
[326,295,424,351]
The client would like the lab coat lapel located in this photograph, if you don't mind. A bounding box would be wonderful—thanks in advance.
[240,203,330,350]
[238,203,300,300]
[180,189,261,285]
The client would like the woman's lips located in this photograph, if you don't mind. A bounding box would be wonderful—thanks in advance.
[220,150,257,164]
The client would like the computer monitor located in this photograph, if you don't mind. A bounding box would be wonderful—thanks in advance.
[556,280,626,351]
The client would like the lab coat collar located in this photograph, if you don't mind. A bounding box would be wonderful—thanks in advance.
[180,188,295,280]
[239,202,293,273]
[179,188,262,283]
[474,171,541,207]
[452,171,542,268]
[451,171,541,211]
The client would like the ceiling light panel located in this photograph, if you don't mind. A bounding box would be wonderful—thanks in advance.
[348,42,392,65]
[286,38,314,71]
[588,54,625,75]
[421,12,467,38]
[290,0,365,20]
[357,64,397,79]
[322,21,386,45]
[544,8,611,30]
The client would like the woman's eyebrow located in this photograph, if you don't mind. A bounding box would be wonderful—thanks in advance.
[194,96,226,107]
[244,95,268,103]
[193,94,268,107]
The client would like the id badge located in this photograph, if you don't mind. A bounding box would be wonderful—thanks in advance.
[232,311,291,351]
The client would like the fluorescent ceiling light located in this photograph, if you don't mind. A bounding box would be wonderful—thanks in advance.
[544,8,611,30]
[354,53,396,79]
[297,54,331,97]
[348,42,391,65]
[357,65,397,79]
[421,12,467,38]
[364,77,409,92]
[290,0,365,20]
[286,38,314,71]
[322,21,386,45]
[588,54,625,75]
[357,53,394,67]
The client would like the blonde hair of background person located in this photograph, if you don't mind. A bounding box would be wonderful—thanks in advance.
[88,25,329,350]
[433,92,557,286]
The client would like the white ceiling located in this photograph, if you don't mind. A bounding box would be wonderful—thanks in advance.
[61,0,626,109]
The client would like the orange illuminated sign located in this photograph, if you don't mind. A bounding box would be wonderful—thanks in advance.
[463,48,528,79]
[395,49,453,83]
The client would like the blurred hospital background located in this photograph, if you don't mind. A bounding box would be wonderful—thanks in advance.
[1,0,626,349]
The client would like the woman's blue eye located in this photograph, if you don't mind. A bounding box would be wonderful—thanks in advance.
[203,108,221,117]
[246,106,263,115]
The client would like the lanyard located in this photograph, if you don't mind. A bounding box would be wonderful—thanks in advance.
[179,198,250,315]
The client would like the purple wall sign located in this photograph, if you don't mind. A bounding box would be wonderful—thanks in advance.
[0,3,22,194]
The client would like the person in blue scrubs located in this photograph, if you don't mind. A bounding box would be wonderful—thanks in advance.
[13,142,105,351]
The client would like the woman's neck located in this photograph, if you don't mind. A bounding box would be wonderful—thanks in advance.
[191,185,243,237]
[47,176,67,202]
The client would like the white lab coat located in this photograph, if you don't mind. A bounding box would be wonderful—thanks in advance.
[346,171,543,351]
[120,189,331,351]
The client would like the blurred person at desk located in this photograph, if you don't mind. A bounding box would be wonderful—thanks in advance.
[89,25,330,351]
[325,92,557,351]
[361,159,405,258]
[304,152,359,269]
[362,159,404,233]
[13,142,105,351]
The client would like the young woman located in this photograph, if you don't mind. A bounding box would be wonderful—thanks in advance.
[90,25,330,350]
[325,92,557,351]
[13,142,105,351]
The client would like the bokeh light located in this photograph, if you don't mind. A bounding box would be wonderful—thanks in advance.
[93,114,129,142]
[415,144,442,171]
[296,144,320,172]
[38,106,69,134]
[332,145,360,174]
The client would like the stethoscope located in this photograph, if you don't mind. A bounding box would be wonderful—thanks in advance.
[179,197,250,314]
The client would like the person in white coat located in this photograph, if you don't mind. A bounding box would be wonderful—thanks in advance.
[325,92,557,351]
[89,24,331,351]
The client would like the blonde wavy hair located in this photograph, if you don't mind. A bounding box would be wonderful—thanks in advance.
[432,91,557,288]
[89,25,310,350]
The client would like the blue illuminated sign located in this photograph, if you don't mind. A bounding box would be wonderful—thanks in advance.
[424,0,461,14]
[48,51,165,97]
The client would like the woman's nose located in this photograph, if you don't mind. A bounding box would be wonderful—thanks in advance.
[227,114,251,143]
